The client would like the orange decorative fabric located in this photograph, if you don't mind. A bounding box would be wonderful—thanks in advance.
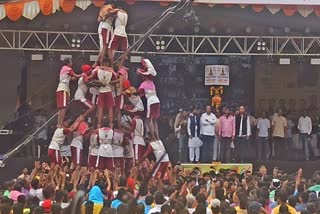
[313,6,320,16]
[126,0,136,5]
[281,5,297,16]
[60,0,76,13]
[38,0,53,15]
[92,0,105,7]
[252,4,265,13]
[4,0,25,21]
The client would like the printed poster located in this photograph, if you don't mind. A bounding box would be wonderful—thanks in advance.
[205,65,230,86]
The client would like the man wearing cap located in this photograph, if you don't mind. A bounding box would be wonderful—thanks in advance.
[56,58,83,128]
[75,64,96,119]
[137,58,160,141]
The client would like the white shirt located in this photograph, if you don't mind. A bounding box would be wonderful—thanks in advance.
[89,133,99,156]
[97,68,113,93]
[75,77,88,102]
[238,115,251,137]
[257,118,271,137]
[133,117,145,146]
[114,10,128,37]
[49,128,65,150]
[298,116,312,135]
[29,188,44,201]
[70,132,83,150]
[112,129,124,158]
[148,204,162,214]
[200,113,217,136]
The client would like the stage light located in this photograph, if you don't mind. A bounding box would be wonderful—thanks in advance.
[63,23,70,30]
[194,26,200,33]
[268,27,274,34]
[226,27,232,34]
[210,27,216,34]
[155,39,165,51]
[305,27,311,34]
[284,27,291,34]
[71,36,81,49]
[257,40,266,52]
[245,26,252,34]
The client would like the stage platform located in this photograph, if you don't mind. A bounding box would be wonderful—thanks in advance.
[0,158,319,184]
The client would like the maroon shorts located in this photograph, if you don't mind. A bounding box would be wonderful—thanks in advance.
[78,100,94,109]
[109,35,128,51]
[101,28,112,45]
[97,92,115,110]
[56,91,69,109]
[71,146,83,165]
[148,103,160,119]
[133,144,146,161]
[88,155,98,168]
[113,157,124,168]
[152,161,169,179]
[48,149,61,165]
[87,93,99,105]
[114,95,124,110]
[96,156,114,170]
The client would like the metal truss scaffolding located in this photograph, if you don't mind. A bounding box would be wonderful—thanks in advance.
[1,30,320,56]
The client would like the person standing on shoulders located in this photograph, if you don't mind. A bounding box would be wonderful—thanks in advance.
[200,106,217,163]
[298,110,312,161]
[271,109,288,160]
[256,111,270,161]
[234,106,251,163]
[218,107,235,163]
[187,107,203,163]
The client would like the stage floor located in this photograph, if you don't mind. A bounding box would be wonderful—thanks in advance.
[0,158,318,184]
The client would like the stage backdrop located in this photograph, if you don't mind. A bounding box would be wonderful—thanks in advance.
[255,59,320,121]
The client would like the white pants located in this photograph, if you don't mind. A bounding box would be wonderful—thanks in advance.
[189,147,200,162]
[213,137,220,161]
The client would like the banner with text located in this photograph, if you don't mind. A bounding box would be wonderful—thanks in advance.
[205,65,230,86]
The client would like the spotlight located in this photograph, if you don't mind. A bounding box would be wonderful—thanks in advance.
[245,26,252,34]
[168,26,175,33]
[305,27,311,34]
[194,26,200,33]
[210,27,216,34]
[71,36,81,49]
[257,40,266,51]
[63,23,70,30]
[268,27,274,34]
[226,27,232,34]
[155,39,165,51]
[284,27,291,34]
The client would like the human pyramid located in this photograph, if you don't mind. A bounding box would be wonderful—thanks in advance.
[49,1,170,179]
